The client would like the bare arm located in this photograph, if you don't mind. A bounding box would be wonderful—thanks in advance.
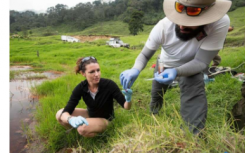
[60,112,71,124]
[124,101,132,110]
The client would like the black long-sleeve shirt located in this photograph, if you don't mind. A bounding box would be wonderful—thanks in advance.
[62,78,126,121]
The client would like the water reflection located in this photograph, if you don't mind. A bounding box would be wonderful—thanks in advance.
[10,66,62,153]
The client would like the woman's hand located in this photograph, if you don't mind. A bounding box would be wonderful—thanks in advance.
[122,89,133,102]
[68,116,89,128]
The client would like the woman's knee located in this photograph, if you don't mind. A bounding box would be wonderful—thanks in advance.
[55,108,64,121]
[77,126,92,137]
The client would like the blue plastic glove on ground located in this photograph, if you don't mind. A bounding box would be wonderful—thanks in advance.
[154,68,177,85]
[68,116,89,128]
[122,89,133,102]
[120,68,140,89]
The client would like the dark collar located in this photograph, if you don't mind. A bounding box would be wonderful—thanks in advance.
[81,78,105,93]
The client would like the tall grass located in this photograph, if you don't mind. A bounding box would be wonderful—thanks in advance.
[10,7,245,152]
[27,42,245,152]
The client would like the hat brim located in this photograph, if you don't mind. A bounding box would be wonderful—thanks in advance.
[163,0,232,26]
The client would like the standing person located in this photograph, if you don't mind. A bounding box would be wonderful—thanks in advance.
[120,0,231,135]
[56,56,133,137]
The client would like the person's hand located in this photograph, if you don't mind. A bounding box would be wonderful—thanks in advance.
[154,68,177,85]
[120,68,140,89]
[68,116,89,128]
[122,89,133,102]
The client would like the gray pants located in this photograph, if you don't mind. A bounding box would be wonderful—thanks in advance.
[150,58,207,134]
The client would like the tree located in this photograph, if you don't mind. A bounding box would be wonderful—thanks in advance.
[72,2,95,30]
[128,10,144,36]
[21,27,28,37]
[93,0,102,6]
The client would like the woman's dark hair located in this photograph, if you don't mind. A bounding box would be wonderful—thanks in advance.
[75,57,98,74]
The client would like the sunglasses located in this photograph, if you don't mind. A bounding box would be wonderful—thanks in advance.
[175,1,215,16]
[82,56,97,63]
[79,56,97,70]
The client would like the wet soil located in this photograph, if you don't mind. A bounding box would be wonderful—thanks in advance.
[10,66,62,153]
[72,35,111,42]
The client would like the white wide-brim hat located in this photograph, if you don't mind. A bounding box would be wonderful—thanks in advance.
[163,0,232,26]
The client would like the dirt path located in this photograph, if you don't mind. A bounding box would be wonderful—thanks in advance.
[72,35,111,42]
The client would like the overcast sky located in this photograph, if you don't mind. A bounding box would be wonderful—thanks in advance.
[10,0,112,13]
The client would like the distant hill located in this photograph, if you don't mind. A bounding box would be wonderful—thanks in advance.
[10,0,244,34]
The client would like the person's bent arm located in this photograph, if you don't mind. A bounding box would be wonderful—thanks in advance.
[120,46,157,89]
[132,46,157,71]
[60,112,71,124]
[175,14,230,76]
[175,48,219,76]
[120,19,163,88]
[59,84,82,125]
[154,48,219,84]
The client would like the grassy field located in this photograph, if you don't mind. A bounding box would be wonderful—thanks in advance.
[29,20,154,37]
[10,7,245,153]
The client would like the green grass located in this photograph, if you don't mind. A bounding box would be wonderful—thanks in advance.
[25,74,47,80]
[225,7,245,47]
[10,71,16,80]
[28,20,154,37]
[72,20,154,36]
[228,7,245,28]
[10,7,245,153]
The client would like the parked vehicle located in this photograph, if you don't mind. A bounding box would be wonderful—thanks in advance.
[61,35,80,43]
[106,37,130,48]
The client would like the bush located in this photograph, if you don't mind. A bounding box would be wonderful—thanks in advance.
[143,12,165,25]
[43,32,56,36]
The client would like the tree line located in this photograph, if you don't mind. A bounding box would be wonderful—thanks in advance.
[10,0,245,34]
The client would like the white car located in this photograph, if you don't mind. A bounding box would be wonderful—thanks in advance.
[106,38,130,48]
[61,35,80,43]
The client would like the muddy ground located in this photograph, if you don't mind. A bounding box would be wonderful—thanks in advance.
[10,66,63,153]
[72,35,112,42]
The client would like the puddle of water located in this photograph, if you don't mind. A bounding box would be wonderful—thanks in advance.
[10,66,32,71]
[10,66,62,153]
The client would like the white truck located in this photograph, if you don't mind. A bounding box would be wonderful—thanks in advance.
[61,35,80,43]
[106,38,130,48]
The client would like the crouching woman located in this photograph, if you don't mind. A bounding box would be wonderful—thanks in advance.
[56,56,132,138]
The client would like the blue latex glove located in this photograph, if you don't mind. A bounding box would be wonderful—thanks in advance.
[68,116,89,128]
[120,68,140,89]
[154,68,177,85]
[122,89,133,102]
